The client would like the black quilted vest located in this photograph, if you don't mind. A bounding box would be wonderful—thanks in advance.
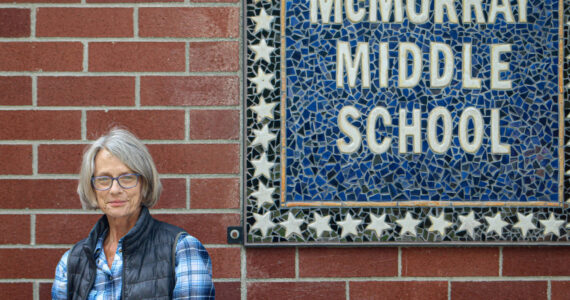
[66,206,184,300]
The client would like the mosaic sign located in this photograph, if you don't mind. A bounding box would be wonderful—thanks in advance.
[245,0,570,244]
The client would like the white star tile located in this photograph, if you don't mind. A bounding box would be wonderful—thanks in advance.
[249,38,275,63]
[366,213,391,238]
[396,212,421,237]
[251,96,277,122]
[251,152,275,179]
[251,181,275,209]
[485,212,509,237]
[249,66,275,94]
[251,211,275,237]
[251,123,276,151]
[457,211,482,238]
[279,212,304,238]
[308,212,332,238]
[428,212,452,236]
[251,8,274,33]
[513,212,537,238]
[539,213,565,237]
[337,213,362,238]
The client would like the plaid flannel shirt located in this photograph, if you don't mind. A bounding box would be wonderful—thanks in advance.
[52,232,215,299]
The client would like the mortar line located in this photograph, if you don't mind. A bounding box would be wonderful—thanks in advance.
[30,214,36,245]
[499,246,503,277]
[135,76,141,107]
[32,143,38,175]
[31,75,37,107]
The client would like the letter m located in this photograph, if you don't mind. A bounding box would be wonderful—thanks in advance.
[310,0,342,24]
[336,41,371,88]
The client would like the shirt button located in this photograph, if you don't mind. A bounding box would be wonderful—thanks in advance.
[108,275,113,280]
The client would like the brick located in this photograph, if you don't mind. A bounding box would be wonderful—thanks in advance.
[140,76,239,106]
[89,42,185,72]
[0,42,82,71]
[87,110,185,140]
[0,145,32,175]
[401,247,498,277]
[39,283,52,300]
[214,282,240,300]
[0,0,78,2]
[0,249,66,278]
[0,283,33,300]
[351,281,448,300]
[154,213,240,244]
[208,247,240,279]
[247,282,345,300]
[148,144,239,174]
[451,281,547,300]
[139,7,239,38]
[299,247,398,277]
[38,144,85,174]
[190,110,239,140]
[190,178,239,209]
[0,179,80,209]
[503,247,570,276]
[155,178,187,209]
[0,77,32,105]
[0,215,30,244]
[552,281,570,300]
[38,76,135,106]
[89,0,180,2]
[189,42,239,72]
[247,248,295,279]
[36,8,132,37]
[0,111,81,140]
[0,9,30,37]
[36,214,101,244]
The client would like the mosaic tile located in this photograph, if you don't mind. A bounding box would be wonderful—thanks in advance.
[245,0,570,245]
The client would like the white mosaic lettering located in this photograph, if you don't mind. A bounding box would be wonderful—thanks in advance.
[378,42,389,87]
[337,106,509,155]
[337,105,362,153]
[311,0,526,24]
[488,0,515,23]
[434,0,459,24]
[490,44,512,90]
[462,43,482,89]
[398,42,422,88]
[310,0,342,24]
[458,107,483,153]
[399,108,422,154]
[427,107,452,153]
[462,0,486,23]
[367,106,393,154]
[491,108,510,154]
[430,42,454,88]
[369,0,404,22]
[336,41,371,88]
[345,0,366,22]
[406,0,430,24]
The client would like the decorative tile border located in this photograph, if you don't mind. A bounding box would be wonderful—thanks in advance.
[244,0,570,245]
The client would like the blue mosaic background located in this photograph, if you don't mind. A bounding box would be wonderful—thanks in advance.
[284,0,560,204]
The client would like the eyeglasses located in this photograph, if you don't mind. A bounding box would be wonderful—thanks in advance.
[91,173,141,191]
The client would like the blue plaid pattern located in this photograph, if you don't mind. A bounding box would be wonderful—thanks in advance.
[52,232,215,299]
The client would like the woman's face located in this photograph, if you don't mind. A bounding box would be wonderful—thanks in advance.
[93,149,143,222]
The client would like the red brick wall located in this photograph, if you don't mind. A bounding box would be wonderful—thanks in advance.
[0,1,569,300]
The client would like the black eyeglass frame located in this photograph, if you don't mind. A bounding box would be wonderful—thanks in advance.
[91,173,141,191]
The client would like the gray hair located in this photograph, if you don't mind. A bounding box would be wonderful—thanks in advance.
[77,128,162,209]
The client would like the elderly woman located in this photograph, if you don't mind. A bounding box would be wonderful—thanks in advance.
[52,128,215,299]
